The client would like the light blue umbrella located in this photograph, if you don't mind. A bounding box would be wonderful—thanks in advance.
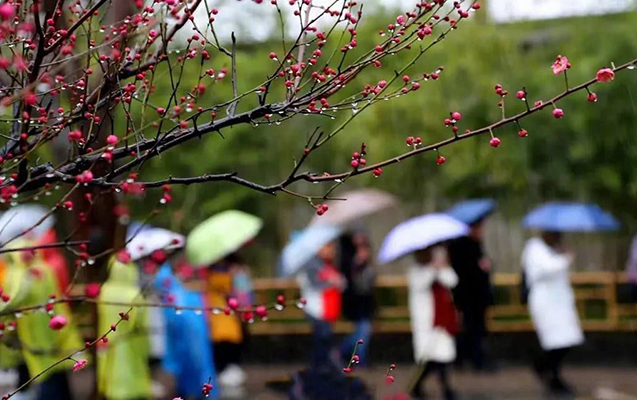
[276,231,302,277]
[281,224,342,276]
[522,202,620,232]
[446,199,496,225]
[378,213,469,264]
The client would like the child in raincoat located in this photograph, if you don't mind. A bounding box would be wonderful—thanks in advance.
[97,256,152,400]
[206,253,252,389]
[0,240,84,400]
[407,245,458,400]
[155,260,218,400]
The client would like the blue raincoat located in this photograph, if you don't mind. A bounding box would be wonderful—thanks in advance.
[155,264,218,398]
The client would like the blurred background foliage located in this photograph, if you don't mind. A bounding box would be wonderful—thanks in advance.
[79,8,637,272]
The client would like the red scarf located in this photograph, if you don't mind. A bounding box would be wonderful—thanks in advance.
[432,281,458,336]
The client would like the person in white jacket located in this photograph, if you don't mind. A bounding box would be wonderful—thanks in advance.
[408,245,459,400]
[522,232,584,395]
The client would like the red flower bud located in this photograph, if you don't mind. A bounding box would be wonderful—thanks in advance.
[552,108,564,119]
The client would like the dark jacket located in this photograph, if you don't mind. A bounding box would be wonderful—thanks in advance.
[448,236,493,312]
[340,235,376,321]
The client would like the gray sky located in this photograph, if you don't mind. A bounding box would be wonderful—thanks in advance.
[489,0,635,23]
[172,0,635,44]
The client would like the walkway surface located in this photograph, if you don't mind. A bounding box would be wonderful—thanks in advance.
[2,365,637,399]
[232,365,637,400]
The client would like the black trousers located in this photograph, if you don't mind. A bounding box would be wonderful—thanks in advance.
[17,364,30,388]
[213,341,242,374]
[409,361,452,396]
[457,306,488,369]
[36,371,73,400]
[16,365,73,399]
[536,347,570,380]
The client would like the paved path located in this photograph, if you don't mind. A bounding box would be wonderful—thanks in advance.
[2,365,637,399]
[232,365,637,400]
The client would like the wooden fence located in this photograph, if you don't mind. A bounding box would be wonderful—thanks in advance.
[249,272,637,335]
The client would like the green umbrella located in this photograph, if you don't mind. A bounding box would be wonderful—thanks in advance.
[186,210,263,266]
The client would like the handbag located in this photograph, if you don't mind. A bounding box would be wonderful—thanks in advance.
[432,281,458,336]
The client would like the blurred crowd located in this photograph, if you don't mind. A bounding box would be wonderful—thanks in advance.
[0,193,636,400]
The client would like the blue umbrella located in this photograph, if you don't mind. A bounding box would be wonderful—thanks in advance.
[522,202,620,232]
[446,199,496,225]
[281,224,342,276]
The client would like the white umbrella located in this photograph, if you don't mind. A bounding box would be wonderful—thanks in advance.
[126,226,185,261]
[378,213,469,264]
[281,224,342,276]
[309,188,397,226]
[0,204,54,245]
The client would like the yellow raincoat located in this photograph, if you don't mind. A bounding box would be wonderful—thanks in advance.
[0,256,21,370]
[0,258,6,284]
[97,257,151,400]
[206,271,242,343]
[0,241,83,379]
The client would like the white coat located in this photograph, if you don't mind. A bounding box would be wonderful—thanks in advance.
[522,237,584,350]
[408,264,458,364]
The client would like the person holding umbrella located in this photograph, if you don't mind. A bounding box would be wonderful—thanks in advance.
[0,206,71,295]
[126,225,214,399]
[126,224,182,365]
[0,238,84,400]
[205,252,254,391]
[339,230,376,367]
[99,224,187,400]
[100,225,187,400]
[308,189,396,367]
[379,214,469,400]
[446,199,496,372]
[281,224,375,400]
[0,206,84,400]
[282,224,345,373]
[97,253,153,400]
[521,202,620,395]
[187,210,262,394]
[154,256,218,400]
